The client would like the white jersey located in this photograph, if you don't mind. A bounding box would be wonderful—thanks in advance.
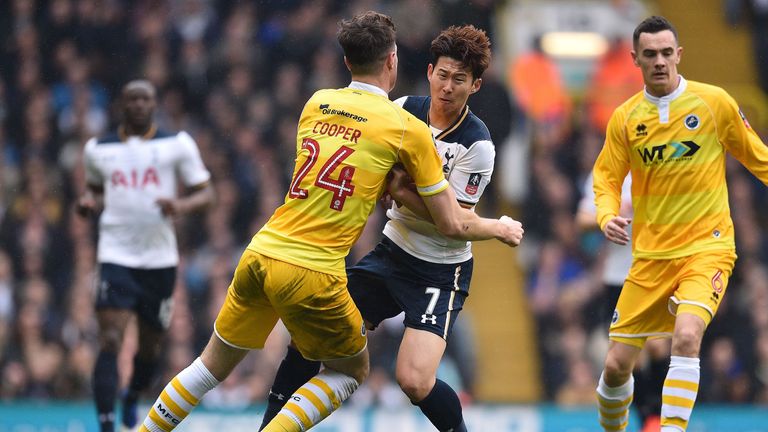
[84,128,210,268]
[579,172,633,286]
[383,96,495,264]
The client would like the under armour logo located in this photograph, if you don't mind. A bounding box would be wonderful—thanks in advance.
[421,314,437,325]
[269,390,285,401]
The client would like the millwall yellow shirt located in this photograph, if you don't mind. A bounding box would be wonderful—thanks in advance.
[249,82,449,276]
[594,76,768,259]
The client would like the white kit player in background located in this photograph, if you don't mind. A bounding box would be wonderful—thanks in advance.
[77,80,214,432]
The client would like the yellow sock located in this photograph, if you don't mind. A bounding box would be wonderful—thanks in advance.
[596,372,634,432]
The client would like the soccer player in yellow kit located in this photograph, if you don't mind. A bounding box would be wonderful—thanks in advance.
[593,16,768,432]
[138,11,523,432]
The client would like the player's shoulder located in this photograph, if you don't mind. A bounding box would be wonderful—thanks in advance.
[685,80,734,106]
[398,95,431,123]
[94,131,121,145]
[442,107,492,150]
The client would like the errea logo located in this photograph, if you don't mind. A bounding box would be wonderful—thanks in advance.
[635,123,648,137]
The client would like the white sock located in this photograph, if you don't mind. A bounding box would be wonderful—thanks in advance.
[660,355,700,432]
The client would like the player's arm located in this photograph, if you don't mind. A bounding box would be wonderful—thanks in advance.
[156,131,215,217]
[594,110,631,245]
[422,186,522,246]
[76,184,104,217]
[76,138,105,217]
[718,92,768,184]
[156,181,215,217]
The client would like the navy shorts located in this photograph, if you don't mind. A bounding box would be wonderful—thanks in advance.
[347,236,473,340]
[95,263,176,330]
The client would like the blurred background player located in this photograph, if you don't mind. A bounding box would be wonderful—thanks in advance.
[593,16,768,432]
[576,172,669,431]
[76,80,214,432]
[138,11,523,432]
[258,24,510,432]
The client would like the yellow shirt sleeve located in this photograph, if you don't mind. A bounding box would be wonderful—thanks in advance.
[717,90,768,185]
[594,108,631,231]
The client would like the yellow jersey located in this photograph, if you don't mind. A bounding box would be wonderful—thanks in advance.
[594,77,768,259]
[249,82,449,276]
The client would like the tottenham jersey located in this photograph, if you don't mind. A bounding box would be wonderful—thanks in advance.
[249,83,449,276]
[84,128,211,268]
[594,76,768,259]
[383,96,495,264]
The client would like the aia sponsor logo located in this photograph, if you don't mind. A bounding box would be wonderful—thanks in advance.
[111,167,160,188]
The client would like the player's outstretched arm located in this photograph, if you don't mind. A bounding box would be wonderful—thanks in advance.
[424,186,523,247]
[387,165,523,246]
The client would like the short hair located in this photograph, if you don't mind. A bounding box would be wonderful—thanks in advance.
[633,16,678,49]
[337,11,396,75]
[430,25,491,80]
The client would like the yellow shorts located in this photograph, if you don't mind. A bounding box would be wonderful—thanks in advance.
[214,249,366,361]
[609,250,736,348]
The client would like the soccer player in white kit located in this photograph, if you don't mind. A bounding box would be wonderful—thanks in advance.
[257,25,513,432]
[77,80,213,432]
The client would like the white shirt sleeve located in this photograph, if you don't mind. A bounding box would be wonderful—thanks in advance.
[175,131,211,187]
[83,138,103,187]
[450,139,495,205]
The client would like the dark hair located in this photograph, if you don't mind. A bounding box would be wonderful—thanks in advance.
[430,25,491,80]
[337,11,396,75]
[633,16,678,49]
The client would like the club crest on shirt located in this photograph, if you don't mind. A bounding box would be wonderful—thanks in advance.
[612,309,619,325]
[684,114,700,130]
[465,173,482,195]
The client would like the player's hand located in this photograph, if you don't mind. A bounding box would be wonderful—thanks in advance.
[603,216,631,245]
[75,195,97,217]
[156,198,184,217]
[386,164,416,199]
[497,215,524,247]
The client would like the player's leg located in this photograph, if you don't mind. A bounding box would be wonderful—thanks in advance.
[259,240,400,430]
[139,333,248,432]
[635,338,669,431]
[598,340,642,432]
[94,308,134,432]
[261,260,368,432]
[388,247,473,432]
[123,268,176,431]
[94,263,142,432]
[600,257,678,432]
[659,313,705,432]
[258,341,321,431]
[140,249,279,432]
[396,327,467,432]
[659,251,735,432]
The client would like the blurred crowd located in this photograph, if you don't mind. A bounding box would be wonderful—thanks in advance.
[1,0,767,411]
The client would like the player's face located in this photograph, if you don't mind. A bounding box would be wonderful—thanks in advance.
[427,57,481,116]
[631,30,682,97]
[122,87,156,128]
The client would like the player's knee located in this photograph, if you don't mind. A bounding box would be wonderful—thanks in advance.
[672,327,702,357]
[99,328,124,352]
[396,369,432,401]
[604,353,633,380]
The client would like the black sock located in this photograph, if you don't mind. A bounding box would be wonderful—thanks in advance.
[259,346,321,431]
[93,351,118,432]
[414,379,466,432]
[647,355,668,415]
[127,356,159,400]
